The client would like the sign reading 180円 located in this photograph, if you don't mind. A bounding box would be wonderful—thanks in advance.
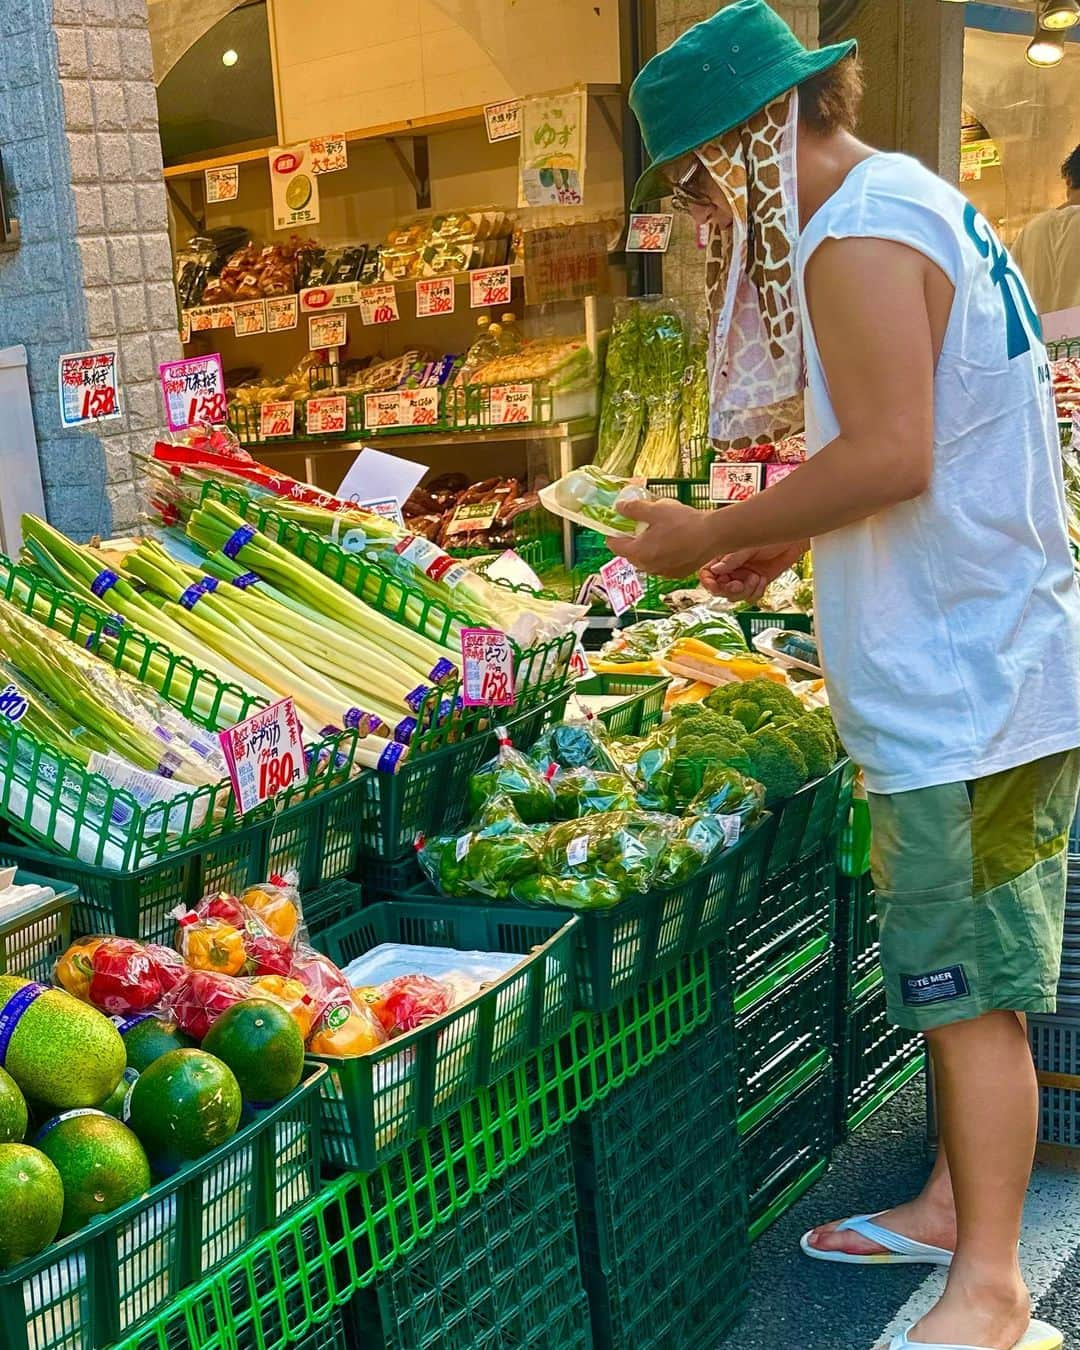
[218,697,304,814]
[158,353,227,432]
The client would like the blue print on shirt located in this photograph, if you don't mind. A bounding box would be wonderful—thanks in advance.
[963,203,1043,360]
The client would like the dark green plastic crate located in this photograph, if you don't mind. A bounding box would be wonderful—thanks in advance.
[741,1062,835,1241]
[572,1019,747,1350]
[574,672,670,737]
[837,870,882,998]
[0,774,366,945]
[766,758,854,878]
[735,610,813,644]
[299,876,365,938]
[1030,1015,1080,1146]
[355,853,422,905]
[346,1131,590,1349]
[0,1064,326,1350]
[734,933,836,1126]
[838,973,925,1139]
[730,843,837,996]
[0,873,77,981]
[312,900,578,1170]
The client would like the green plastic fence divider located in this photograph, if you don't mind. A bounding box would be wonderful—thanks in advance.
[733,931,831,1019]
[748,1157,829,1244]
[737,1047,830,1138]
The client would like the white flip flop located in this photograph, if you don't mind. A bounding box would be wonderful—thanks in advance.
[800,1212,954,1265]
[887,1318,1062,1350]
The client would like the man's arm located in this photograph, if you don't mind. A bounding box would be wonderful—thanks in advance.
[611,236,944,577]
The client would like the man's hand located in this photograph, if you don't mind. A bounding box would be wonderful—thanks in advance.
[699,540,809,602]
[606,498,720,578]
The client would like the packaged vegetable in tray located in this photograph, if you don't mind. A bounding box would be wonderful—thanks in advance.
[551,766,637,820]
[419,796,542,898]
[528,714,618,774]
[539,810,674,899]
[539,465,657,537]
[466,730,556,824]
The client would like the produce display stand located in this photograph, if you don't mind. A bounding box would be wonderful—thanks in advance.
[0,872,77,981]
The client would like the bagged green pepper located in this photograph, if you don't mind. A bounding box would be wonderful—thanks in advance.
[654,813,735,888]
[552,767,637,820]
[513,872,623,911]
[467,731,556,824]
[418,798,542,900]
[529,716,617,774]
[541,810,675,899]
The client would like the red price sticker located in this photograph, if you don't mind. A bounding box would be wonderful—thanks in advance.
[461,628,515,707]
[469,265,512,309]
[489,383,533,425]
[259,400,296,439]
[218,697,305,814]
[58,349,121,428]
[359,285,400,326]
[158,353,226,432]
[599,557,643,617]
[304,394,348,436]
[626,213,674,253]
[415,277,455,318]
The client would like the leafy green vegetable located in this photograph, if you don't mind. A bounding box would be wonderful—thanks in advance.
[513,873,624,911]
[542,811,674,898]
[634,305,686,479]
[529,719,617,774]
[705,678,806,725]
[466,742,556,824]
[596,302,645,476]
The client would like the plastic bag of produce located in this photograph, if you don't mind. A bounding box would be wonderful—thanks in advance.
[161,967,252,1040]
[55,935,185,1015]
[539,465,657,537]
[686,764,765,824]
[307,995,388,1056]
[466,731,557,823]
[512,872,624,911]
[419,798,543,899]
[654,812,737,888]
[616,721,680,811]
[634,302,686,480]
[355,974,456,1036]
[540,810,675,899]
[595,299,645,476]
[528,715,618,774]
[240,875,305,943]
[551,766,637,819]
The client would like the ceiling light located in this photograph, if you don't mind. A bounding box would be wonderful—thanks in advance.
[1040,0,1080,29]
[1026,26,1066,64]
[221,49,239,67]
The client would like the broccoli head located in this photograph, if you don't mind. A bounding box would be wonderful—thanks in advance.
[805,705,841,759]
[729,699,766,733]
[704,677,804,727]
[742,726,808,805]
[669,703,706,721]
[784,715,834,780]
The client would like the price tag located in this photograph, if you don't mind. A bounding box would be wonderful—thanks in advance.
[308,134,347,174]
[599,556,643,617]
[180,311,191,343]
[204,164,239,203]
[415,277,455,318]
[461,628,515,707]
[400,386,439,427]
[266,296,299,331]
[58,349,121,427]
[304,394,348,436]
[269,144,320,230]
[359,285,399,326]
[259,401,296,439]
[484,98,521,142]
[364,391,403,429]
[300,282,363,312]
[469,265,512,309]
[218,697,305,814]
[626,212,674,253]
[445,500,499,537]
[158,353,227,432]
[233,299,267,336]
[489,383,533,425]
[709,461,764,503]
[189,305,233,333]
[764,462,799,489]
[358,497,405,527]
[308,312,347,350]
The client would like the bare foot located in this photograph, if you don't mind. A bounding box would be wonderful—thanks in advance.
[907,1271,1029,1349]
[805,1194,956,1258]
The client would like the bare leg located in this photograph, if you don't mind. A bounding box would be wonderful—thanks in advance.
[906,1010,1033,1348]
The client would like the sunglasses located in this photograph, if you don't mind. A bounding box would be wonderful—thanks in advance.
[669,160,714,212]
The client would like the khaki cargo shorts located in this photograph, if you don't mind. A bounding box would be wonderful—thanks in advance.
[868,748,1080,1032]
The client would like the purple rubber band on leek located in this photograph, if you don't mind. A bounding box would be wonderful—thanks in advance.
[179,583,204,610]
[377,741,406,773]
[394,717,417,744]
[429,657,455,684]
[198,575,219,594]
[405,684,432,713]
[343,708,367,731]
[222,524,256,559]
[232,572,260,589]
[90,569,119,598]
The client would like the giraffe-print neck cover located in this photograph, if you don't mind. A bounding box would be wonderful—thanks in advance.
[699,89,805,450]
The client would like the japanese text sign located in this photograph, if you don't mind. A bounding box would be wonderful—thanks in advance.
[488,384,533,425]
[484,99,521,142]
[233,299,267,336]
[626,213,673,253]
[308,134,347,174]
[266,296,299,331]
[523,221,609,305]
[308,312,346,350]
[269,143,320,230]
[710,462,764,502]
[469,265,512,309]
[204,165,238,203]
[358,497,405,526]
[363,387,439,430]
[359,284,399,326]
[304,395,348,435]
[218,697,304,814]
[259,401,295,439]
[158,353,226,432]
[58,349,121,428]
[445,500,499,537]
[461,628,515,707]
[519,86,587,206]
[415,277,455,318]
[599,556,643,617]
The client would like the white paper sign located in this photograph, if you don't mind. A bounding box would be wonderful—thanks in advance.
[308,134,347,175]
[218,697,305,814]
[58,349,121,427]
[484,99,522,143]
[266,296,299,331]
[484,549,544,591]
[599,556,643,617]
[233,299,267,336]
[469,266,513,309]
[269,144,320,230]
[415,277,455,318]
[400,386,439,427]
[259,401,295,439]
[304,394,348,435]
[626,213,674,253]
[337,446,427,506]
[158,353,226,433]
[309,312,346,350]
[489,384,533,425]
[358,497,405,527]
[204,165,239,203]
[359,285,399,326]
[461,628,515,706]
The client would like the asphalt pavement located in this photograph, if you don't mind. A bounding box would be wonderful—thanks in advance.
[718,1078,1080,1349]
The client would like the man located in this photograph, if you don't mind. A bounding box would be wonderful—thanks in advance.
[617,4,1080,1349]
[1012,144,1080,317]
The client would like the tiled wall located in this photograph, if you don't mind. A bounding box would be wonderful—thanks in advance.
[0,0,179,539]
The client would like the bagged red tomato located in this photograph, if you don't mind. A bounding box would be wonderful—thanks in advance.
[373,975,455,1036]
[246,933,294,977]
[85,938,184,1016]
[162,968,249,1040]
[290,948,352,1021]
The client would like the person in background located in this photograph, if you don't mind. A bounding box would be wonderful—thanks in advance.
[617,4,1080,1349]
[1012,144,1080,316]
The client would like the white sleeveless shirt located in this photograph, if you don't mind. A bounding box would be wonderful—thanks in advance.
[796,153,1080,794]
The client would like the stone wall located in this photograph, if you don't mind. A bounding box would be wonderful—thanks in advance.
[0,0,180,540]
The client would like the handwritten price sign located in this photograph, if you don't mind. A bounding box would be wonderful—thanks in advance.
[415,277,455,318]
[266,296,299,331]
[469,265,512,309]
[233,300,267,336]
[159,353,227,432]
[359,285,399,326]
[58,349,121,428]
[259,401,296,439]
[304,395,348,435]
[400,387,439,426]
[599,556,643,617]
[626,213,674,253]
[308,312,347,350]
[364,392,403,429]
[489,383,533,425]
[461,628,515,707]
[308,134,347,174]
[204,165,239,203]
[484,99,521,143]
[218,697,305,814]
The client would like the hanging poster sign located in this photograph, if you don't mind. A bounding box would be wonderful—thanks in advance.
[158,353,227,432]
[204,165,239,203]
[484,99,522,143]
[518,86,586,207]
[269,144,320,230]
[58,349,121,428]
[523,221,609,305]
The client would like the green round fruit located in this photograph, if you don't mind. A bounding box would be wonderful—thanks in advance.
[127,1050,241,1172]
[99,1069,138,1120]
[0,1143,64,1268]
[0,977,124,1110]
[118,1016,195,1073]
[0,1068,27,1143]
[36,1109,151,1236]
[202,999,304,1104]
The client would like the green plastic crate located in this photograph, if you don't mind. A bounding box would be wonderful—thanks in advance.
[572,1017,747,1350]
[573,672,670,737]
[734,933,836,1127]
[0,872,77,982]
[836,871,882,999]
[346,1131,590,1349]
[0,1064,326,1350]
[837,793,872,877]
[299,875,365,938]
[735,610,813,644]
[0,773,367,944]
[730,842,837,995]
[741,1062,835,1241]
[838,973,925,1139]
[312,900,578,1170]
[766,758,854,878]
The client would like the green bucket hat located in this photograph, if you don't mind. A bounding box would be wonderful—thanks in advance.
[629,0,856,207]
